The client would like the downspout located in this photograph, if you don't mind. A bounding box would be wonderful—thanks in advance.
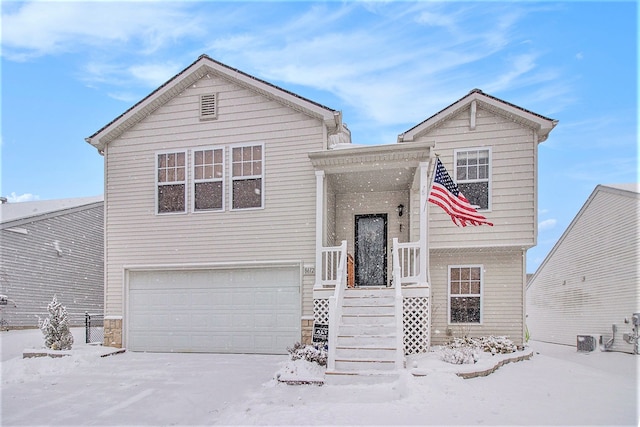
[522,251,527,347]
[101,143,110,346]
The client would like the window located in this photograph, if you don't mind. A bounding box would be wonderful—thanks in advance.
[231,144,264,210]
[200,93,217,120]
[455,148,490,210]
[157,151,186,214]
[449,265,482,324]
[193,147,224,211]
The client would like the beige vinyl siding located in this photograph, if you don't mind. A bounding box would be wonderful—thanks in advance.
[430,248,525,346]
[414,105,538,249]
[103,73,324,318]
[526,187,640,346]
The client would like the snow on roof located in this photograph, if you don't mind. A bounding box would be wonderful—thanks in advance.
[0,196,104,224]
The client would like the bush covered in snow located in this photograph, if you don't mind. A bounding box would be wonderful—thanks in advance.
[439,336,517,364]
[476,336,518,355]
[440,344,480,365]
[286,342,327,367]
[38,295,74,350]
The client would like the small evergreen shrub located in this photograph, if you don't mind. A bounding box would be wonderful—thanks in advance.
[38,295,74,350]
[287,342,327,367]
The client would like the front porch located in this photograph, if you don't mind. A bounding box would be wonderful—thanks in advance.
[313,239,430,378]
[308,142,433,378]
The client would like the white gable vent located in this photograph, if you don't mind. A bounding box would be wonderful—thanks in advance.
[200,93,217,120]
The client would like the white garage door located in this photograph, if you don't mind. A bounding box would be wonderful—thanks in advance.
[127,265,300,354]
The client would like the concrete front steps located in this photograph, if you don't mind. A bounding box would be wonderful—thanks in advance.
[325,287,404,384]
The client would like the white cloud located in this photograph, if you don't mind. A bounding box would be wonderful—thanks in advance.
[6,192,40,203]
[2,1,575,143]
[128,62,184,88]
[208,2,558,134]
[1,1,203,61]
[538,219,557,231]
[79,59,183,93]
[106,91,143,104]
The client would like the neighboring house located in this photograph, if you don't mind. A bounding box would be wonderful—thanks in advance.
[526,184,640,351]
[85,54,556,376]
[0,196,104,329]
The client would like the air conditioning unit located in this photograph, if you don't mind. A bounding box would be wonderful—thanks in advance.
[576,334,600,352]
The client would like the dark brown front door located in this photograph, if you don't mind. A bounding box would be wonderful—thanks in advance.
[354,214,387,287]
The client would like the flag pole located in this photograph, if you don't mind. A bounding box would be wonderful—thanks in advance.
[423,152,439,213]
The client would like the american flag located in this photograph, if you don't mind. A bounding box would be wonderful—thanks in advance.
[428,158,493,227]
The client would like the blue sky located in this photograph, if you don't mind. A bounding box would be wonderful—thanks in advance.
[1,1,637,272]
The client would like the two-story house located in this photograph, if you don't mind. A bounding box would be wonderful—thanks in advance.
[86,54,556,378]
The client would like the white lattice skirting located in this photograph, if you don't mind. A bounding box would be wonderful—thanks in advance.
[403,296,430,355]
[314,298,330,325]
[313,296,429,355]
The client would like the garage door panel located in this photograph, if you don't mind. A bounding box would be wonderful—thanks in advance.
[254,291,276,306]
[276,312,298,328]
[231,291,255,308]
[277,289,300,306]
[254,312,276,327]
[128,266,300,354]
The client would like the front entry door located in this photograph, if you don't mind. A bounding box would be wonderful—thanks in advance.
[355,214,387,287]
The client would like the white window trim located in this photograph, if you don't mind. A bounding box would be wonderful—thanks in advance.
[229,143,265,211]
[447,264,484,325]
[453,147,492,212]
[191,146,225,213]
[155,149,188,216]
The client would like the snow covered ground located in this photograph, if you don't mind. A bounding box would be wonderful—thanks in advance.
[1,328,638,426]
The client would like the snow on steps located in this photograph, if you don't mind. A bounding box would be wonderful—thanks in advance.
[326,287,402,384]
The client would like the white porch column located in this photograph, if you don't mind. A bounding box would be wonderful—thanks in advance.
[419,162,429,284]
[314,170,325,289]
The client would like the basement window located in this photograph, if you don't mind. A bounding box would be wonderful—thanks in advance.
[448,265,483,324]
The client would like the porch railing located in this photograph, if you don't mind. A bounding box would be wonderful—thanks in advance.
[327,240,348,371]
[391,238,406,368]
[321,243,346,287]
[395,240,421,285]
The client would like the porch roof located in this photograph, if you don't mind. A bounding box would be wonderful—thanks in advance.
[308,141,433,193]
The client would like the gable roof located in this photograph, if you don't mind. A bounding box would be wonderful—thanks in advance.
[0,196,104,227]
[86,54,341,153]
[527,183,639,288]
[397,89,558,143]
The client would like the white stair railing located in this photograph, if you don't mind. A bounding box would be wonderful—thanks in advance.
[392,238,405,369]
[321,244,345,287]
[327,240,348,371]
[395,241,421,285]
